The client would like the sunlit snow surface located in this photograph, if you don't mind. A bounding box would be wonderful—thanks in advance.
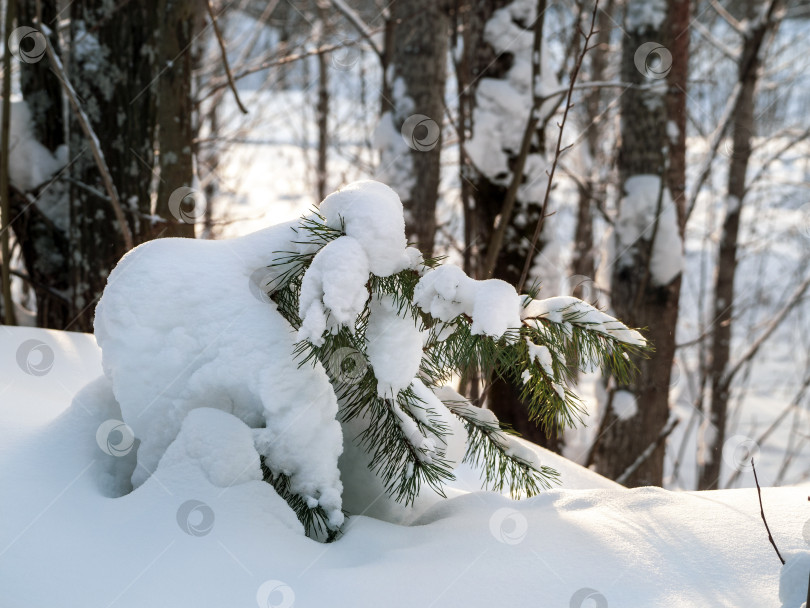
[1,325,808,607]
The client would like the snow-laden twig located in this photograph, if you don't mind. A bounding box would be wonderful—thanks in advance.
[206,0,248,114]
[752,458,785,565]
[36,24,133,250]
[516,1,599,293]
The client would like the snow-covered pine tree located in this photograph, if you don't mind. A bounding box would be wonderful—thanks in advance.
[263,181,648,539]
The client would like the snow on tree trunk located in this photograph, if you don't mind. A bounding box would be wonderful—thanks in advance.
[460,0,564,452]
[374,0,448,257]
[591,0,688,487]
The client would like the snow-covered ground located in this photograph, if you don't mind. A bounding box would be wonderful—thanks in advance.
[2,306,810,607]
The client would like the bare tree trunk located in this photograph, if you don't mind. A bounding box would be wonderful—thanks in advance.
[316,3,330,202]
[698,0,781,490]
[1,0,17,326]
[154,0,197,239]
[571,0,614,302]
[386,0,449,257]
[592,0,689,486]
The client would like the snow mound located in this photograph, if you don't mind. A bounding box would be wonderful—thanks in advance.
[156,408,262,488]
[94,222,344,528]
[2,327,806,607]
[780,551,810,608]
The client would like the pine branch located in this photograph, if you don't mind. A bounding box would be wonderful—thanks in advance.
[260,458,342,541]
[263,211,646,536]
[445,398,559,497]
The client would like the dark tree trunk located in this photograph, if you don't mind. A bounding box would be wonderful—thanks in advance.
[155,0,196,239]
[67,0,159,330]
[698,0,779,490]
[11,0,71,328]
[591,0,689,486]
[316,4,330,202]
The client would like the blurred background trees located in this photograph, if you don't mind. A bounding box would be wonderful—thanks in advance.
[3,0,810,490]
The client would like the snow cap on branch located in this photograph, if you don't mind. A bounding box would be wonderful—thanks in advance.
[319,180,410,277]
[521,295,647,347]
[413,265,522,338]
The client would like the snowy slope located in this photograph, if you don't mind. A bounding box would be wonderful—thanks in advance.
[1,325,808,607]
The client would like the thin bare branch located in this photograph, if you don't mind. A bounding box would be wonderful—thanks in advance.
[723,272,810,388]
[709,0,745,34]
[330,0,383,57]
[37,24,133,250]
[206,0,249,114]
[516,1,599,293]
[752,458,785,565]
[616,417,679,485]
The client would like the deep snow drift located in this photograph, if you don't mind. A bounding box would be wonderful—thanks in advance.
[1,325,809,607]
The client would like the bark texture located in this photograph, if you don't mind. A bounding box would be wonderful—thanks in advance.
[388,0,450,257]
[699,0,780,490]
[591,0,689,486]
